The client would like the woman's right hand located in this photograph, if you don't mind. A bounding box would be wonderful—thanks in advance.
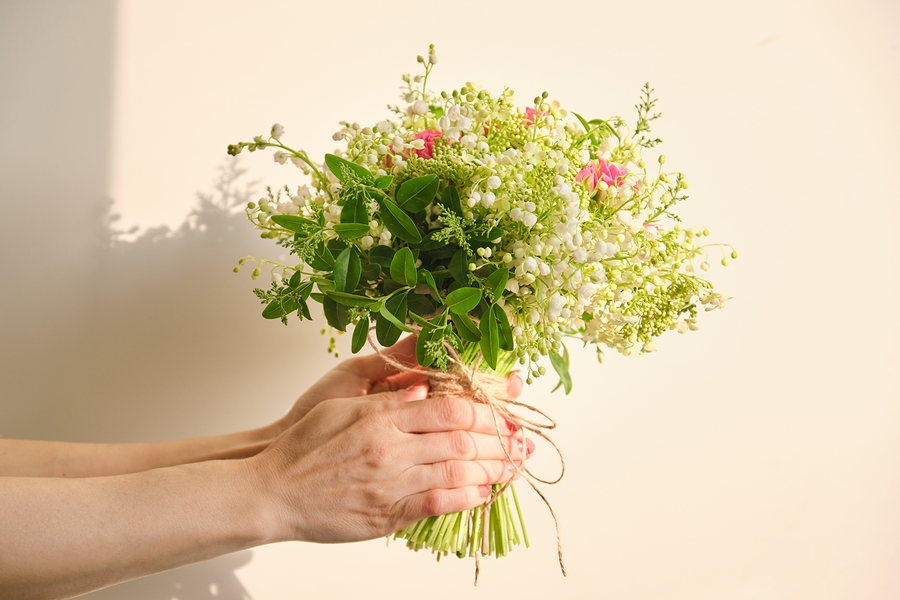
[247,385,529,544]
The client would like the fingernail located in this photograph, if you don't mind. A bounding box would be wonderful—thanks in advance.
[504,417,520,433]
[505,461,515,472]
[525,439,535,456]
[401,384,429,401]
[479,485,491,497]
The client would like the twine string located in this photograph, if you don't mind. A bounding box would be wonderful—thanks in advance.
[368,329,567,581]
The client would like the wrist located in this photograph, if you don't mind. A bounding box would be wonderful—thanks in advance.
[237,452,297,545]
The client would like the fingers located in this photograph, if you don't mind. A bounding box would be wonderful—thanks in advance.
[392,396,516,435]
[402,459,515,497]
[370,370,429,395]
[507,372,523,400]
[342,334,420,384]
[397,486,492,522]
[409,430,533,464]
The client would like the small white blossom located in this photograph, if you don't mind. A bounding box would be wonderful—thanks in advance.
[270,123,284,140]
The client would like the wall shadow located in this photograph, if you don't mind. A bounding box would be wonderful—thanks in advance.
[0,2,324,598]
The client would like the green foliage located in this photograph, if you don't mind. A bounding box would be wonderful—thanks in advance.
[390,247,417,286]
[549,345,573,395]
[444,287,481,314]
[396,174,439,213]
[325,153,375,184]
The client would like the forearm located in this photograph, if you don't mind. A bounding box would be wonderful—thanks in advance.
[0,459,274,599]
[0,425,278,478]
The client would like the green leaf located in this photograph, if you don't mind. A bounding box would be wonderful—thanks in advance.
[479,308,499,369]
[448,248,468,284]
[322,296,348,331]
[549,345,573,395]
[440,186,462,216]
[271,214,318,233]
[340,196,368,224]
[396,175,439,213]
[333,247,361,293]
[390,247,417,286]
[573,112,592,136]
[368,245,395,269]
[374,175,394,189]
[308,242,334,271]
[351,316,369,354]
[296,281,314,300]
[297,297,311,320]
[379,198,422,243]
[378,303,413,333]
[415,325,439,368]
[324,153,374,184]
[324,291,376,307]
[361,262,381,281]
[262,297,297,320]
[484,268,509,303]
[375,292,409,346]
[408,311,436,330]
[493,304,513,352]
[452,311,481,342]
[417,269,440,297]
[444,287,482,314]
[288,270,304,289]
[332,223,369,240]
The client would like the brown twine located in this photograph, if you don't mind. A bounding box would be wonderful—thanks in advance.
[369,330,567,583]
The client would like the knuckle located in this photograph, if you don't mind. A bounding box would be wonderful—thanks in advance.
[422,490,450,517]
[361,440,393,467]
[440,460,467,488]
[449,430,476,460]
[434,397,471,429]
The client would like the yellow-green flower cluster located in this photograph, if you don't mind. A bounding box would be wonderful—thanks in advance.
[230,47,734,384]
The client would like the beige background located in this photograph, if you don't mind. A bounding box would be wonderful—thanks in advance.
[2,0,899,598]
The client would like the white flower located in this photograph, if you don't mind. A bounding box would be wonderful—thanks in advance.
[447,105,461,120]
[292,185,311,206]
[273,151,288,165]
[438,115,451,130]
[412,100,428,115]
[270,123,284,140]
[360,235,374,250]
[457,116,472,131]
[486,176,501,190]
[376,120,392,133]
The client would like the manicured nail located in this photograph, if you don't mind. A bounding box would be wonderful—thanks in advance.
[525,438,535,456]
[504,417,520,433]
[400,385,428,401]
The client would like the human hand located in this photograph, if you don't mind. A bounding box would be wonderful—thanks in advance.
[249,385,531,544]
[271,335,523,435]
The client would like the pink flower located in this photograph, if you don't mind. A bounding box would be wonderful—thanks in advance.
[385,129,442,167]
[524,107,548,126]
[576,158,629,194]
[410,129,441,160]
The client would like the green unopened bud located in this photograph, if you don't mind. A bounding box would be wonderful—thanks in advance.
[658,154,666,165]
[731,250,739,259]
[721,258,730,266]
[251,267,261,280]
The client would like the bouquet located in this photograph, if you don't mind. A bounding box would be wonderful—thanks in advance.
[228,45,734,574]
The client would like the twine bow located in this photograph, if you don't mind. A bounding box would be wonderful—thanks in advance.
[369,330,567,583]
